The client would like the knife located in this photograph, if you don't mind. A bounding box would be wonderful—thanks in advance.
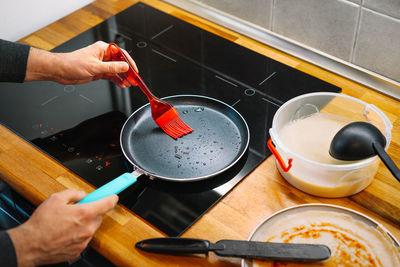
[135,237,331,262]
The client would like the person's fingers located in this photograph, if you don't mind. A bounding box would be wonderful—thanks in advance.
[52,189,86,203]
[71,236,92,251]
[103,74,128,88]
[111,77,126,88]
[96,61,129,74]
[107,74,127,88]
[81,194,119,215]
[122,76,132,87]
[97,41,138,72]
[72,216,103,243]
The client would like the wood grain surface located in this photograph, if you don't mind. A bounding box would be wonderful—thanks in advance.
[1,0,399,266]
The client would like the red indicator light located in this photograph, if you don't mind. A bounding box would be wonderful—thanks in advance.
[105,161,111,167]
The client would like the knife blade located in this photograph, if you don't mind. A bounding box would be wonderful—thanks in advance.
[135,237,331,262]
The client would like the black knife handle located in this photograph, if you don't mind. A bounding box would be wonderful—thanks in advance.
[136,237,215,254]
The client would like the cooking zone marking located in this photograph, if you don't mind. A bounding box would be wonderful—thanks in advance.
[136,41,147,48]
[111,30,132,41]
[215,75,238,87]
[151,49,177,62]
[41,96,58,106]
[258,71,276,85]
[245,89,255,96]
[151,25,174,40]
[216,74,267,98]
[79,94,95,103]
[64,85,76,93]
[262,97,281,107]
[231,99,241,107]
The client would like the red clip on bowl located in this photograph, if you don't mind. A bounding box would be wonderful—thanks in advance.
[267,138,293,172]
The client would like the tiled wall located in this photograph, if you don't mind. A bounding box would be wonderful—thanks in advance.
[194,0,400,83]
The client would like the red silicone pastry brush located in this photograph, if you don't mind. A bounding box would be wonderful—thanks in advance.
[108,43,193,139]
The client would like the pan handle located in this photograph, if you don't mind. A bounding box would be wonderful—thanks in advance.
[77,173,137,204]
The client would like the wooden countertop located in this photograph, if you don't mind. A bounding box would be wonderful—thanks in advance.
[1,0,400,266]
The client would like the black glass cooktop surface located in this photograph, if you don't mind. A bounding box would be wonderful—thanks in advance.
[0,3,341,236]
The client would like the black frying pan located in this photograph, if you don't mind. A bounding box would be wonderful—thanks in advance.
[78,95,249,204]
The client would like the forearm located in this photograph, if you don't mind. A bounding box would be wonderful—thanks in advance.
[7,225,38,267]
[22,41,134,86]
[2,40,134,87]
[25,47,64,83]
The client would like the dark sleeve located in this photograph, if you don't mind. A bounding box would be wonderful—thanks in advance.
[0,231,18,267]
[0,39,31,83]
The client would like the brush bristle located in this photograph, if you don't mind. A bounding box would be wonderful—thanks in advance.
[154,107,194,139]
[160,117,193,139]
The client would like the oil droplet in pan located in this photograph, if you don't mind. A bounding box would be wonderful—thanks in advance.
[194,107,204,112]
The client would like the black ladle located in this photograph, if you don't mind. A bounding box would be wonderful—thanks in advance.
[329,121,400,182]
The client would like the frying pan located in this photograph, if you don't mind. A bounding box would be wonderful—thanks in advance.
[78,95,249,203]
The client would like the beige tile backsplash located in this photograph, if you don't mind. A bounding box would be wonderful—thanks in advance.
[195,0,400,83]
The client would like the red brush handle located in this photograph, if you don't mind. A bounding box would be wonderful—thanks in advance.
[267,138,293,172]
[108,43,156,101]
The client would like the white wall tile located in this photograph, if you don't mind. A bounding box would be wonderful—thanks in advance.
[198,0,273,29]
[272,0,360,61]
[185,0,400,82]
[353,8,400,82]
[364,0,400,19]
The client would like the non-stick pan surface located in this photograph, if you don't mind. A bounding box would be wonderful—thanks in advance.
[121,95,249,182]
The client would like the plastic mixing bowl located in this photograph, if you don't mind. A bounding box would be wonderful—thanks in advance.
[268,92,392,198]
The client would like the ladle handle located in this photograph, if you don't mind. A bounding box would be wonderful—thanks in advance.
[372,142,400,182]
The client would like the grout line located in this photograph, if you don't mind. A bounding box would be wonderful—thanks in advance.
[361,6,400,21]
[350,2,363,63]
[270,0,275,31]
[357,0,400,21]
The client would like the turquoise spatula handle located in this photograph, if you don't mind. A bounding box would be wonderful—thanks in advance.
[77,172,137,204]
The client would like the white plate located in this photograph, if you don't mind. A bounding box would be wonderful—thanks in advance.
[242,203,400,267]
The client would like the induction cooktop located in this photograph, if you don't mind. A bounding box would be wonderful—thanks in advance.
[0,2,341,236]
